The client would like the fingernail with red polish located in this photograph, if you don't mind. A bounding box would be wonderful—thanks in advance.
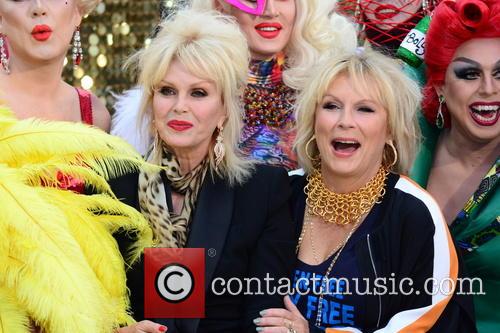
[159,326,167,332]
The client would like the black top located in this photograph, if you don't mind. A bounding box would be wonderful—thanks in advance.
[292,203,381,330]
[110,165,296,333]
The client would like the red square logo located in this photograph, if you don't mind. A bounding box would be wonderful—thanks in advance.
[144,248,205,318]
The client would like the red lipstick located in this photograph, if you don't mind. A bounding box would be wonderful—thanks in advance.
[374,4,399,20]
[468,102,500,127]
[32,25,52,41]
[255,22,282,39]
[167,120,193,132]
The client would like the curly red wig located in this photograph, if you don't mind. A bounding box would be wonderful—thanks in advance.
[423,0,500,127]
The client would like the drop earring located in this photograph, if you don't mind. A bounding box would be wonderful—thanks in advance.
[436,95,445,129]
[72,26,82,67]
[214,125,225,171]
[0,34,10,74]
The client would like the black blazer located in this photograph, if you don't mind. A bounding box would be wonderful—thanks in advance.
[110,165,296,333]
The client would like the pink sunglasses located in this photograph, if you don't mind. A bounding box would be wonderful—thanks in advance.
[223,0,266,16]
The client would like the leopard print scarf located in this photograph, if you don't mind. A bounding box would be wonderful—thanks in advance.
[138,147,208,247]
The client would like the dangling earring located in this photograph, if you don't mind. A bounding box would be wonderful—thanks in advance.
[305,135,320,163]
[0,34,10,74]
[436,95,445,129]
[384,140,398,169]
[214,125,225,171]
[153,130,160,154]
[72,26,82,67]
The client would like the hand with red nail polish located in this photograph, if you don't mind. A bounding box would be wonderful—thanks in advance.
[116,320,167,333]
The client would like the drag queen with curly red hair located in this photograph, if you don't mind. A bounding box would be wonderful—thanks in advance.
[411,0,499,331]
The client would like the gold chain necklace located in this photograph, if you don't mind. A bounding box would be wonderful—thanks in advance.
[296,209,365,327]
[304,166,388,225]
[314,212,364,327]
[308,212,344,264]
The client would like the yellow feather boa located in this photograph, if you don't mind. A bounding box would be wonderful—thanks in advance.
[0,107,154,333]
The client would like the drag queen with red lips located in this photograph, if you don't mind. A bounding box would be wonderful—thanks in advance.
[411,0,499,331]
[339,0,439,54]
[112,0,356,170]
[0,0,110,131]
[363,0,423,31]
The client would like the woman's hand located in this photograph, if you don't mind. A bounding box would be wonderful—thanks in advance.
[255,296,309,333]
[116,320,167,333]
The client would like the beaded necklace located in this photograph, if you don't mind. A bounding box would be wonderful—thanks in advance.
[243,52,296,128]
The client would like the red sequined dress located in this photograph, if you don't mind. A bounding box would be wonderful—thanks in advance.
[55,87,93,193]
[239,53,298,170]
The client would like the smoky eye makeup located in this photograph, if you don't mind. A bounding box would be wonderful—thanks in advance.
[453,65,481,80]
[493,64,500,79]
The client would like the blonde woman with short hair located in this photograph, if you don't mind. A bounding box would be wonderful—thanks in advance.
[256,49,461,333]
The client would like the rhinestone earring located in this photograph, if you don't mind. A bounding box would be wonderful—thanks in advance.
[0,34,10,74]
[72,27,82,67]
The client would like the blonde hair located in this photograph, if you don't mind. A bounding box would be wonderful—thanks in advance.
[295,48,421,175]
[77,0,101,16]
[127,9,253,185]
[190,0,357,90]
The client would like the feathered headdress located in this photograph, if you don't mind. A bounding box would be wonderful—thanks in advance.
[0,107,154,333]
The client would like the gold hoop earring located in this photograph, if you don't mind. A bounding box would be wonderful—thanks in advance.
[305,135,320,162]
[384,140,398,169]
[214,125,225,171]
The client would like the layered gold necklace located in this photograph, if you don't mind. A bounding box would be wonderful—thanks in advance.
[304,166,388,225]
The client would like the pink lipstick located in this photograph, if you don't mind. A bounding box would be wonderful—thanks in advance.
[167,120,193,132]
[331,137,361,158]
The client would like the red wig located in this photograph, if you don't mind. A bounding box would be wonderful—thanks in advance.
[423,0,500,127]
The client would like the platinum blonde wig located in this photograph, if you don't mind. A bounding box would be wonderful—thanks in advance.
[191,0,357,90]
[128,9,253,185]
[77,0,101,16]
